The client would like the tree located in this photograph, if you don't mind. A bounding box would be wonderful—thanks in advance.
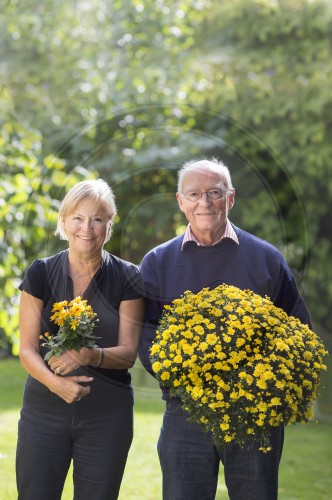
[194,0,332,335]
[1,0,331,351]
[0,119,92,352]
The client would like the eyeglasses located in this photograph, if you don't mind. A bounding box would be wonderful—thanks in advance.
[181,189,231,203]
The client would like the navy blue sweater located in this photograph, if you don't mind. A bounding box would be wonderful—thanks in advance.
[138,225,311,378]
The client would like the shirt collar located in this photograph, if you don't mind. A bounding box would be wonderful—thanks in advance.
[181,219,239,250]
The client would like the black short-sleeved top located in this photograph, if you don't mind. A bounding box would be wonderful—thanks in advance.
[19,249,145,384]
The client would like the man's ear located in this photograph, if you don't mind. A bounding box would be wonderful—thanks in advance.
[227,190,235,210]
[176,192,185,212]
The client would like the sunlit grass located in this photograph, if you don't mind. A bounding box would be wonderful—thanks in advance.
[1,358,331,499]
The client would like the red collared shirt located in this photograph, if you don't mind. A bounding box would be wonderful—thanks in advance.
[181,219,239,250]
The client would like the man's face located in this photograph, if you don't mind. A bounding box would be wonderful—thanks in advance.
[176,169,235,243]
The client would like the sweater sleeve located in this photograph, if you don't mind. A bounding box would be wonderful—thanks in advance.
[138,251,164,377]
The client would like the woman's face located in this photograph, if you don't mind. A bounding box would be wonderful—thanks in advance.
[63,198,112,257]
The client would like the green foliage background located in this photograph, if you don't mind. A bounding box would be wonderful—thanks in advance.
[0,0,331,355]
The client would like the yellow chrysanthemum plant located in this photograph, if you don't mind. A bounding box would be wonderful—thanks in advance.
[40,297,100,361]
[150,284,328,452]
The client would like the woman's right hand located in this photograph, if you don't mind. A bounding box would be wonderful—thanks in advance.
[49,375,94,404]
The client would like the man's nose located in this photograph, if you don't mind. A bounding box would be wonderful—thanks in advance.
[199,192,211,203]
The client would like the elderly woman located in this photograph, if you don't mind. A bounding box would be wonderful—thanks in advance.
[17,179,144,500]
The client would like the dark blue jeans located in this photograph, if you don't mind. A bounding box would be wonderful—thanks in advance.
[158,399,284,500]
[16,373,133,500]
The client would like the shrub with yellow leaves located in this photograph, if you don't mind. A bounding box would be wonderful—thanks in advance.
[150,285,328,452]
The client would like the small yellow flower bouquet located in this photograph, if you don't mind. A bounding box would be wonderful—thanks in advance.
[150,284,328,451]
[40,296,100,361]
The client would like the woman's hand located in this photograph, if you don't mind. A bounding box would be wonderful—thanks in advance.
[48,348,89,376]
[48,374,94,404]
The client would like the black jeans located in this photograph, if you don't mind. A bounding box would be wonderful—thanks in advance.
[16,372,133,500]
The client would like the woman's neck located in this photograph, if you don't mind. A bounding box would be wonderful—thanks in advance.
[68,249,103,277]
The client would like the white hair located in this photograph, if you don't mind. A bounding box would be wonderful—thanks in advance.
[177,157,234,193]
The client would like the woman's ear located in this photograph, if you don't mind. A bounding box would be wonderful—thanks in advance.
[62,217,68,238]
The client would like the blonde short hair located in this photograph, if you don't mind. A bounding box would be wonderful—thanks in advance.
[55,179,117,241]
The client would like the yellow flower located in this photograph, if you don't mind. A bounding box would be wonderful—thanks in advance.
[270,397,281,406]
[194,325,205,335]
[173,354,183,363]
[220,422,230,431]
[207,323,216,330]
[275,340,290,351]
[174,307,186,314]
[257,402,268,412]
[193,314,204,323]
[52,300,68,312]
[192,387,204,399]
[70,319,79,330]
[256,379,267,390]
[236,338,246,348]
[206,333,218,345]
[224,435,235,442]
[152,361,162,373]
[150,344,161,355]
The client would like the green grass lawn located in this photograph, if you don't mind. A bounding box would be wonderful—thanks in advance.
[1,358,331,499]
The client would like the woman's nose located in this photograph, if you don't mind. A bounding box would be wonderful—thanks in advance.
[82,218,93,230]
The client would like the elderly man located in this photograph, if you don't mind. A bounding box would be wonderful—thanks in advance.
[139,158,311,500]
